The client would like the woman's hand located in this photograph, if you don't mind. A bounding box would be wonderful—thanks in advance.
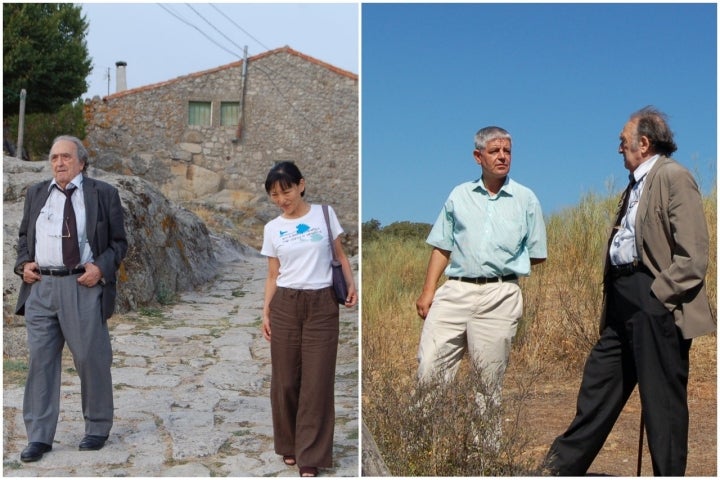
[262,257,280,342]
[343,285,358,308]
[261,311,272,342]
[334,236,358,309]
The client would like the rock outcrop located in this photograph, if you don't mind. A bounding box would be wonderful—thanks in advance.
[3,156,226,328]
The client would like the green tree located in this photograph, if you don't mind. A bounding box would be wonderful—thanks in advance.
[3,3,92,117]
[5,99,86,160]
[362,219,382,242]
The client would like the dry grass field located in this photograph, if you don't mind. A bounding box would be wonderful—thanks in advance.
[361,190,716,476]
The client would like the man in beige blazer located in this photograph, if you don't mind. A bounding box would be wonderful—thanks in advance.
[543,106,714,476]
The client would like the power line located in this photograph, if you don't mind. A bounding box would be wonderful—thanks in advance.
[185,3,245,55]
[209,3,270,53]
[156,3,241,60]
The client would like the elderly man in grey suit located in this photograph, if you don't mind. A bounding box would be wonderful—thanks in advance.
[543,107,715,476]
[14,135,128,462]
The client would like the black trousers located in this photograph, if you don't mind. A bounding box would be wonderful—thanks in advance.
[545,269,692,476]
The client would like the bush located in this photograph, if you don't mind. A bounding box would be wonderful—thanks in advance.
[361,219,431,243]
[365,359,539,476]
[381,221,432,240]
[4,99,86,160]
[362,218,381,242]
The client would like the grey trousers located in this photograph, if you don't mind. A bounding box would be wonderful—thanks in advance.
[23,274,113,444]
[269,286,339,468]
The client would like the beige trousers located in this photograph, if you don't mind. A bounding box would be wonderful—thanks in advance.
[417,278,523,405]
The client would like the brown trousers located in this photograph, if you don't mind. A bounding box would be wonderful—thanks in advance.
[269,286,339,468]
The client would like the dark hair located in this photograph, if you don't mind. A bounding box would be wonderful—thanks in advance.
[630,106,677,156]
[264,161,305,197]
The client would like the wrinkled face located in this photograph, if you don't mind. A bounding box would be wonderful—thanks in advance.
[474,137,512,181]
[50,139,84,189]
[618,119,645,172]
[268,179,306,217]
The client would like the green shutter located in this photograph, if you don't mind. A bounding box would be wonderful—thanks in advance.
[220,102,239,126]
[188,101,211,126]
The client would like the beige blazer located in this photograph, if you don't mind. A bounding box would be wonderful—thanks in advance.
[600,156,715,339]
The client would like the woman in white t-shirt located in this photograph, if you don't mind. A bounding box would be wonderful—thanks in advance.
[260,161,357,477]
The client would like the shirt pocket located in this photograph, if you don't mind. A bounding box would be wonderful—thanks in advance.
[495,210,528,255]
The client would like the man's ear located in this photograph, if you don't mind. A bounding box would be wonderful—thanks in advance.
[639,135,651,154]
[473,149,483,165]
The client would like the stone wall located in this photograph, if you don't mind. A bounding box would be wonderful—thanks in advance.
[84,47,358,250]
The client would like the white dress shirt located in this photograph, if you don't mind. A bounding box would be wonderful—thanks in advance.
[609,155,659,266]
[34,174,93,268]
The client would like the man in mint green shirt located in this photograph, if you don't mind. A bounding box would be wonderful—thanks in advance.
[416,126,547,427]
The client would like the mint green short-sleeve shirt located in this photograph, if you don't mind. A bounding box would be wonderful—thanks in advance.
[427,177,547,278]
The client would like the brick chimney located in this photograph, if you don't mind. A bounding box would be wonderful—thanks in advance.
[115,61,127,93]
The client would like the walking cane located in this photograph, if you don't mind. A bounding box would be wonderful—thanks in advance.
[636,411,644,476]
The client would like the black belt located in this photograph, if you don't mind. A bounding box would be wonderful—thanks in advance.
[448,274,518,284]
[609,260,644,278]
[39,267,85,277]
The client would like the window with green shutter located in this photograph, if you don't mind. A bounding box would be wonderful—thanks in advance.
[220,102,240,126]
[188,101,212,126]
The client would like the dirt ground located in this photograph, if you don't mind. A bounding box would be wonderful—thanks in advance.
[510,362,716,476]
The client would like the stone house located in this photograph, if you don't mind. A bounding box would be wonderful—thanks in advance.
[83,46,358,249]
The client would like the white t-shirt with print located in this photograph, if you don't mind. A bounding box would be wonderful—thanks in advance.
[261,204,344,290]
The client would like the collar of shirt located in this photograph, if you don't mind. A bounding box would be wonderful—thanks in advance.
[631,154,659,185]
[49,174,84,192]
[472,176,513,197]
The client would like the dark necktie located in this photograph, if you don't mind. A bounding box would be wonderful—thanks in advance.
[614,175,638,228]
[608,175,637,255]
[62,185,81,268]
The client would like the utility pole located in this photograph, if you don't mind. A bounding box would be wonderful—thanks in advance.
[17,89,26,160]
[235,46,248,142]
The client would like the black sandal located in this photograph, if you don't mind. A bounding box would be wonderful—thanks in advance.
[283,455,296,466]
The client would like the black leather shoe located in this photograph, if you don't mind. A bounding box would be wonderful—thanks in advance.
[20,442,52,462]
[78,435,108,451]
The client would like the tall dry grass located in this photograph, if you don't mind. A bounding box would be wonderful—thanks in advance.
[362,189,716,474]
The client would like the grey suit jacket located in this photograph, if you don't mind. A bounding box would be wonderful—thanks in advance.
[601,156,715,339]
[14,176,128,320]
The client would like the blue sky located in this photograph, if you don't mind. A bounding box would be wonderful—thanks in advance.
[82,3,359,99]
[361,3,717,225]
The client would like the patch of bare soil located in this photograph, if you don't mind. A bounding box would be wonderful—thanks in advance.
[510,366,716,476]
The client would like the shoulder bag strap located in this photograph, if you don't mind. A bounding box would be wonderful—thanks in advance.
[322,204,338,261]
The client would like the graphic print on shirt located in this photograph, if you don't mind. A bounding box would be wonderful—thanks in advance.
[278,223,324,244]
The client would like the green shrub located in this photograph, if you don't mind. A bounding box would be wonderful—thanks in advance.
[4,99,85,160]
